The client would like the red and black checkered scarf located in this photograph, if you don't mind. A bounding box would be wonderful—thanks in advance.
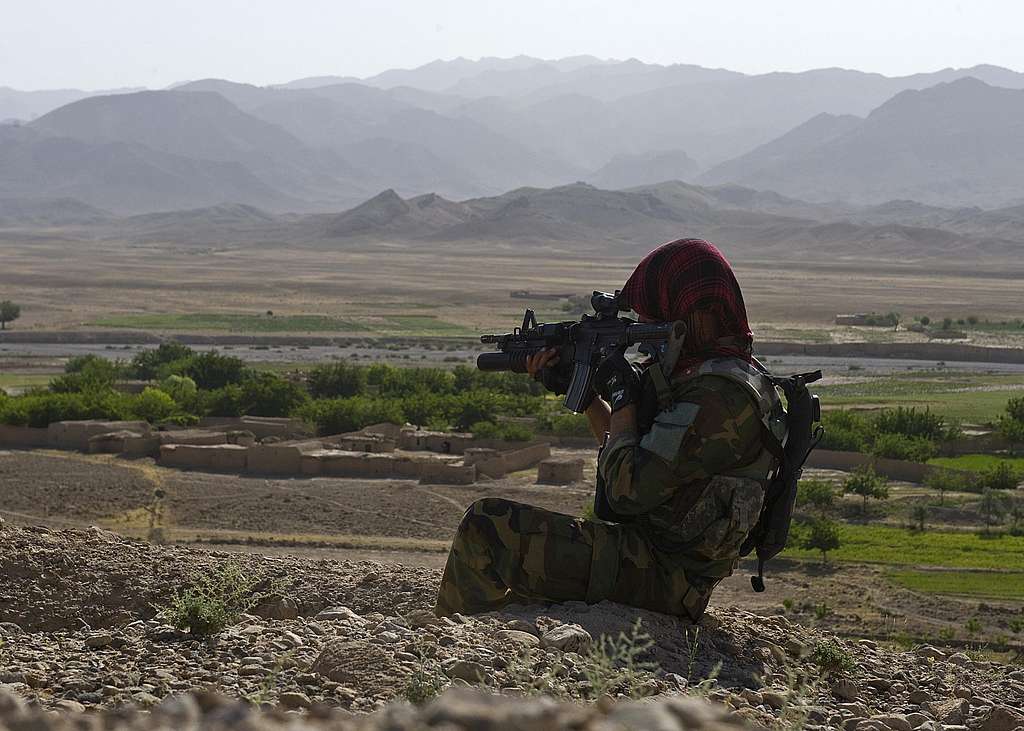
[622,238,753,372]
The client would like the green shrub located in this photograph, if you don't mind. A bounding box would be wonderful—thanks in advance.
[978,462,1022,491]
[874,406,948,440]
[158,562,260,636]
[925,469,975,500]
[299,396,405,436]
[801,518,841,562]
[128,343,195,380]
[201,384,245,417]
[0,390,132,427]
[820,410,875,452]
[470,420,533,441]
[811,638,854,674]
[870,432,937,462]
[797,479,836,512]
[239,372,308,417]
[1007,396,1024,424]
[160,374,198,407]
[51,356,123,393]
[177,351,248,390]
[538,412,592,437]
[844,465,889,511]
[132,387,178,422]
[307,361,367,398]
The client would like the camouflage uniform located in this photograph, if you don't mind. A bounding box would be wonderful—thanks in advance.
[434,355,783,620]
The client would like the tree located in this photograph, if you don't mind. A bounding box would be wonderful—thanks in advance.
[911,504,928,532]
[802,518,841,563]
[0,301,21,330]
[919,316,931,326]
[980,487,1009,526]
[797,479,836,513]
[925,468,972,505]
[942,317,953,331]
[843,466,890,513]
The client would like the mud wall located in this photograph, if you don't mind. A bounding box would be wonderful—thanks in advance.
[0,425,50,448]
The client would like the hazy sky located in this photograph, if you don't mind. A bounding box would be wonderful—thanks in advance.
[2,0,1022,89]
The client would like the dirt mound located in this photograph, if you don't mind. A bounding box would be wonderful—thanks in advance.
[3,521,1024,729]
[0,521,436,632]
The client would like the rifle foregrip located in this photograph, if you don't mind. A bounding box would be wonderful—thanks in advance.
[476,352,530,373]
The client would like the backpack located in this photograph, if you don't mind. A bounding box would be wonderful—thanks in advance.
[739,365,824,591]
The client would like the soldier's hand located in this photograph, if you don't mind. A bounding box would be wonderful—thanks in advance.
[526,348,571,396]
[594,348,642,412]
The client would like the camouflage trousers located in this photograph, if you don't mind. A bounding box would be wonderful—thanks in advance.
[434,497,715,620]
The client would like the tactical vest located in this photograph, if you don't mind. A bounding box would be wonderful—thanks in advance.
[644,355,788,481]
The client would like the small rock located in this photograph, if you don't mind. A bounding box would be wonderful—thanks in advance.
[869,714,913,731]
[239,665,268,677]
[154,694,200,724]
[279,691,312,709]
[947,652,972,667]
[404,609,439,628]
[974,705,1024,731]
[540,624,592,654]
[762,691,786,710]
[867,678,893,692]
[495,629,540,648]
[925,698,969,725]
[915,646,946,661]
[314,606,365,624]
[253,596,298,620]
[909,690,932,705]
[85,632,114,648]
[905,713,930,729]
[740,689,763,707]
[505,619,538,635]
[132,692,161,707]
[55,700,86,713]
[785,638,808,658]
[833,679,860,701]
[443,660,490,684]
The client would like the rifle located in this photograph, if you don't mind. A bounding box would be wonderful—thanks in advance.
[477,291,673,413]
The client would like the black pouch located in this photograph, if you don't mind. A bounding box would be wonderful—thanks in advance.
[740,370,823,591]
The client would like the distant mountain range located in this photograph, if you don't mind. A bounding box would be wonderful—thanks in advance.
[2,57,1024,213]
[5,179,1020,264]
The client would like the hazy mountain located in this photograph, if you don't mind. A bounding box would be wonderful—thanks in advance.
[587,150,700,189]
[0,86,143,122]
[28,90,371,207]
[701,78,1024,207]
[0,124,289,213]
[0,196,111,226]
[309,181,1008,260]
[701,113,863,187]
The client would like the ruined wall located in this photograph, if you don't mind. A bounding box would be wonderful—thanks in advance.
[0,425,50,448]
[471,442,551,478]
[198,416,308,440]
[806,449,971,484]
[47,421,151,451]
[537,458,585,485]
[418,461,477,485]
[159,444,249,471]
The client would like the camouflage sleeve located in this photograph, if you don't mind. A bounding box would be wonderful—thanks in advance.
[597,377,762,516]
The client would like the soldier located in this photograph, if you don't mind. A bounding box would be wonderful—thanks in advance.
[435,238,784,620]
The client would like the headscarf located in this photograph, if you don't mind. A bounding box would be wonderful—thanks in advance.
[621,238,753,372]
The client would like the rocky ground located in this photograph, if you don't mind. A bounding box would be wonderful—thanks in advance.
[3,520,1024,730]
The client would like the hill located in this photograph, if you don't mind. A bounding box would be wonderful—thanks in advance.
[0,124,289,213]
[702,78,1024,207]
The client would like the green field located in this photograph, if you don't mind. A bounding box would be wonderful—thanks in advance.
[929,454,1024,472]
[887,569,1024,600]
[0,374,53,391]
[816,372,1024,423]
[92,313,370,333]
[88,312,474,337]
[783,523,1024,571]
